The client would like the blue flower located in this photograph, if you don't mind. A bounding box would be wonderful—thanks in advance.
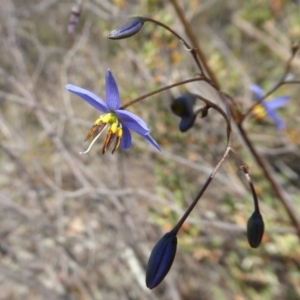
[250,84,290,130]
[65,70,161,154]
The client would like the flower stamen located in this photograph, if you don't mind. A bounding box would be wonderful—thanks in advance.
[252,105,266,120]
[84,122,106,141]
[80,124,107,154]
[112,127,123,154]
[102,122,119,154]
[102,131,115,154]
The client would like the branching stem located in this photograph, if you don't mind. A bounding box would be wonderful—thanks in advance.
[170,0,300,239]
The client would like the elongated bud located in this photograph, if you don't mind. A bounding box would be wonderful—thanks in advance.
[247,211,264,248]
[146,232,177,289]
[107,16,145,40]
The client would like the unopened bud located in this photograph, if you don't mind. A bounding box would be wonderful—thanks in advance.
[171,94,197,132]
[247,211,264,248]
[171,94,195,117]
[107,16,145,40]
[146,232,177,289]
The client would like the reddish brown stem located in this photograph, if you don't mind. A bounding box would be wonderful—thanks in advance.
[237,124,300,235]
[170,0,220,89]
[170,0,300,239]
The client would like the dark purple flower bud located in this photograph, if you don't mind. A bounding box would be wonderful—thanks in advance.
[247,211,264,248]
[171,94,195,117]
[179,115,197,132]
[171,94,197,132]
[107,16,145,40]
[146,231,177,289]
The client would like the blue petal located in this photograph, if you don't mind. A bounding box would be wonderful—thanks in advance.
[105,70,120,111]
[179,115,197,132]
[265,108,285,130]
[116,110,150,135]
[142,133,161,152]
[264,96,290,110]
[120,125,132,150]
[65,84,109,113]
[250,84,265,100]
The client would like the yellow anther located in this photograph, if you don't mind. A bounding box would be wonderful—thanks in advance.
[95,113,118,125]
[81,113,121,155]
[84,123,106,141]
[100,113,113,123]
[116,127,123,138]
[253,105,266,119]
[110,123,118,133]
[94,116,103,125]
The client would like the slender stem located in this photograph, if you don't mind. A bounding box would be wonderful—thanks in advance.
[237,124,300,235]
[231,149,260,213]
[171,146,231,235]
[144,17,204,74]
[170,93,232,234]
[170,0,220,89]
[193,94,231,141]
[248,176,260,212]
[121,77,203,109]
[170,0,300,239]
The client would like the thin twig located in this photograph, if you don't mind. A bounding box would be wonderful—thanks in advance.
[170,0,300,239]
[121,76,204,109]
[170,93,232,234]
[172,146,231,234]
[143,17,204,74]
[170,0,220,89]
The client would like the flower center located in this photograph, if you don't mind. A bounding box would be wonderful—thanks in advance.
[252,105,266,120]
[80,113,123,155]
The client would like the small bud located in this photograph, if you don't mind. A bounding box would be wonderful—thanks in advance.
[107,16,145,40]
[247,211,264,248]
[146,232,177,289]
[171,94,197,132]
[171,94,196,118]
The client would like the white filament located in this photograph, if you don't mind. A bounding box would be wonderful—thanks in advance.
[79,125,107,154]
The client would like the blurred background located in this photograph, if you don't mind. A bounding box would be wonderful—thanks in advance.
[0,0,299,299]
